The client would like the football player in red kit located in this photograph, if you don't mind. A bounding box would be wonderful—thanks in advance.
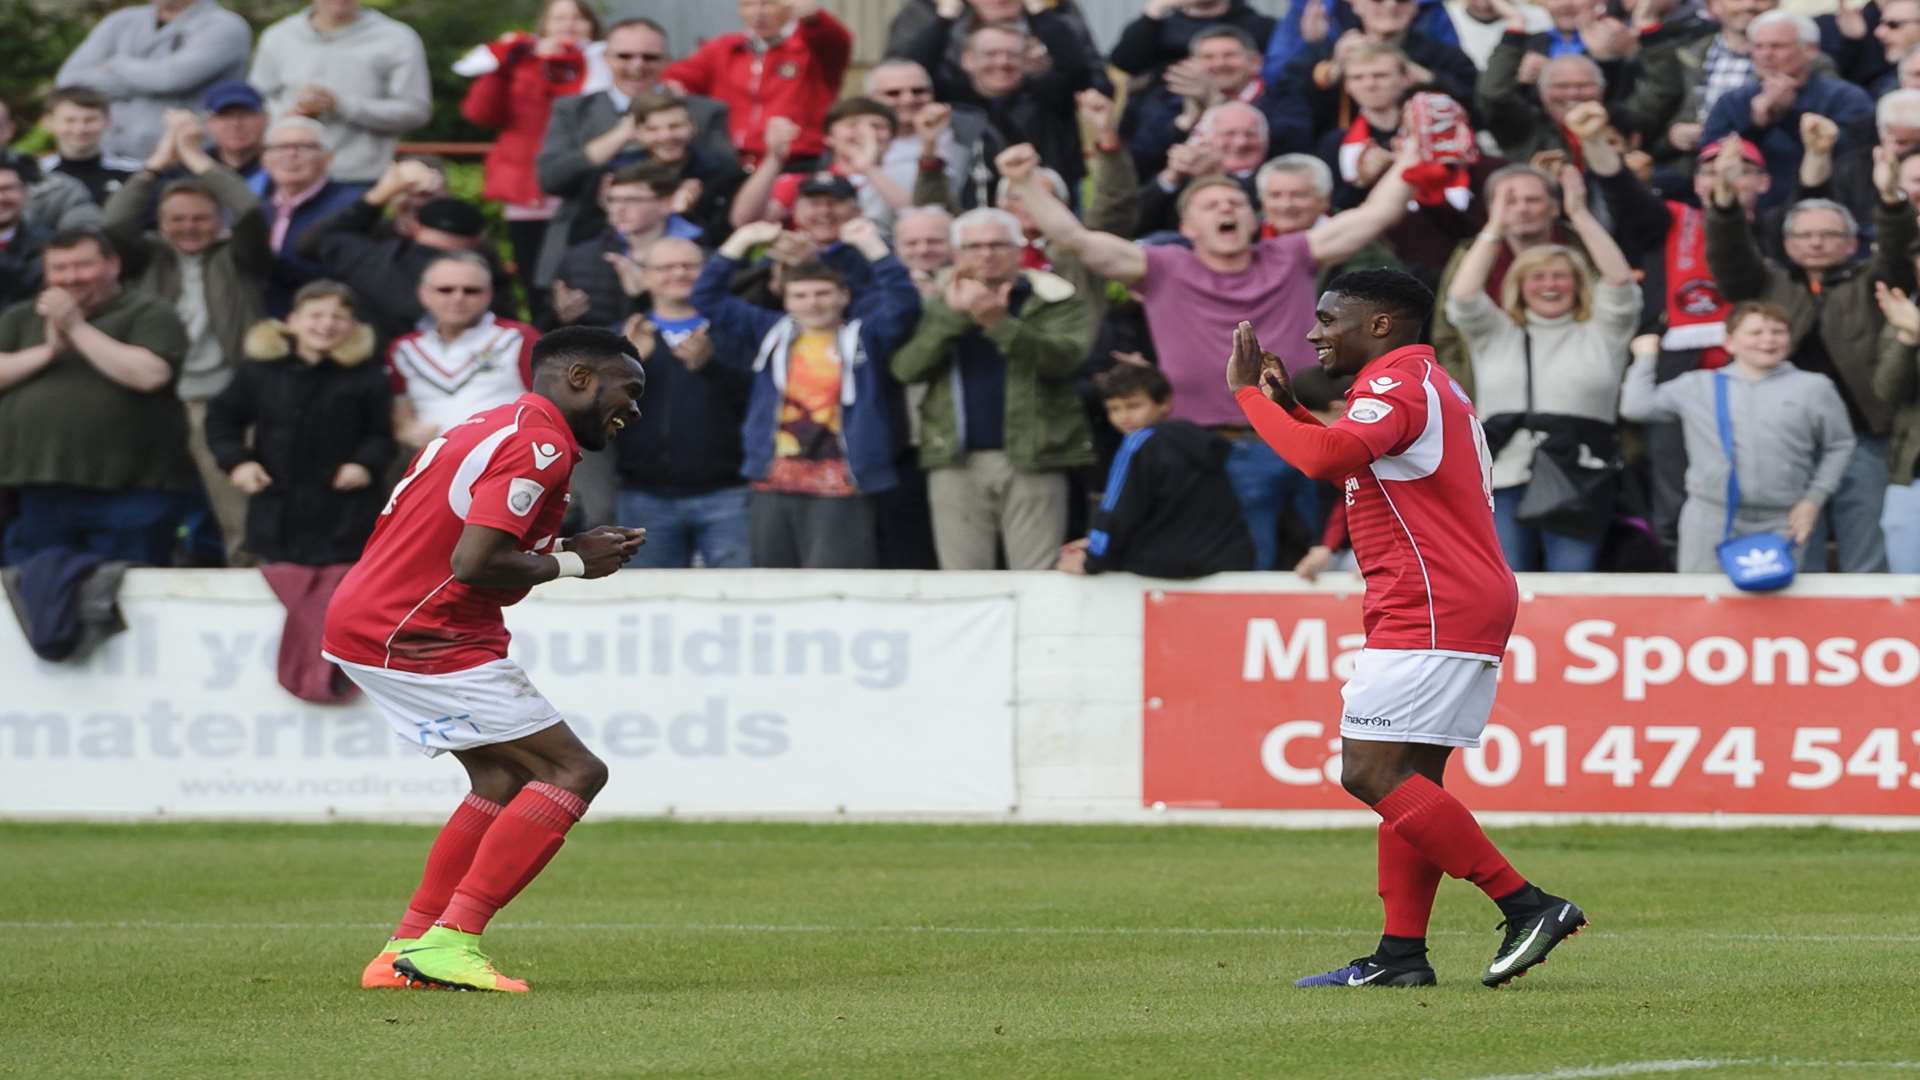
[1226,270,1587,989]
[323,326,647,992]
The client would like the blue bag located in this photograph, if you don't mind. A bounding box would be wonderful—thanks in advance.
[1712,373,1796,591]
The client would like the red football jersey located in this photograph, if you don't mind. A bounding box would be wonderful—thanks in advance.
[323,393,580,674]
[1325,345,1517,657]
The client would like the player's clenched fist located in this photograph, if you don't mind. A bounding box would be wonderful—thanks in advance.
[566,526,646,578]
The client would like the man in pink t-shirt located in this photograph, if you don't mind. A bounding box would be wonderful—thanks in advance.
[998,140,1417,570]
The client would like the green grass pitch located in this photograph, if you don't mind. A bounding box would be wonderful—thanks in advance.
[3,821,1918,1079]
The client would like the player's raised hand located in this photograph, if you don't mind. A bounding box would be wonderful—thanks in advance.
[1225,320,1264,393]
[567,526,645,578]
[1259,349,1298,411]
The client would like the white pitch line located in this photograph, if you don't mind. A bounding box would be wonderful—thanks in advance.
[0,920,1918,944]
[1450,1059,1920,1080]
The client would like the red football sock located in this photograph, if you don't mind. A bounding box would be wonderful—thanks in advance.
[1376,822,1443,939]
[436,782,588,935]
[1374,774,1527,901]
[392,792,503,941]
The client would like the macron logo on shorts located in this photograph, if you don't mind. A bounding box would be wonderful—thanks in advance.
[507,477,545,516]
[1342,713,1395,728]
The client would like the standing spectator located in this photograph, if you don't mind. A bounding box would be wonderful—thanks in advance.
[553,162,701,331]
[104,110,269,564]
[0,159,48,311]
[886,0,1105,102]
[207,280,392,567]
[628,92,748,241]
[1264,0,1464,87]
[1446,167,1642,572]
[0,106,101,234]
[1255,152,1408,284]
[1620,302,1855,572]
[1446,0,1552,71]
[37,89,142,205]
[1703,12,1874,212]
[200,81,268,183]
[1279,0,1480,143]
[613,238,753,568]
[866,60,974,206]
[1873,281,1920,572]
[248,117,366,317]
[895,206,955,299]
[1002,141,1418,571]
[1707,143,1915,573]
[0,229,193,564]
[1137,101,1270,235]
[905,18,1104,194]
[891,207,1094,570]
[1129,26,1308,180]
[249,0,432,185]
[1477,42,1608,164]
[662,0,853,168]
[298,161,516,341]
[459,0,602,326]
[534,17,733,296]
[386,253,541,453]
[1631,0,1776,170]
[729,101,915,234]
[693,219,920,569]
[54,0,251,162]
[1056,364,1255,578]
[1110,0,1279,86]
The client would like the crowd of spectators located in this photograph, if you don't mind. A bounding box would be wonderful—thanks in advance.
[6,0,1920,582]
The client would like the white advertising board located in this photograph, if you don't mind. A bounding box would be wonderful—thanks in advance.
[0,588,1016,817]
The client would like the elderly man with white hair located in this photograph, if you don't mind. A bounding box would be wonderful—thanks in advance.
[247,115,367,315]
[1703,10,1874,211]
[1479,37,1607,162]
[888,205,1095,570]
[1137,100,1268,235]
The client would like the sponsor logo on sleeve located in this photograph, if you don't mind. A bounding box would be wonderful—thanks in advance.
[507,477,545,517]
[1346,397,1394,425]
[1367,376,1402,394]
[531,442,562,470]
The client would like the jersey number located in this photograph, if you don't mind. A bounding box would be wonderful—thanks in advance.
[381,437,448,516]
[1467,414,1494,512]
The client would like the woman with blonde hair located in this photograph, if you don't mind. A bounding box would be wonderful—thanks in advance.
[1446,165,1642,572]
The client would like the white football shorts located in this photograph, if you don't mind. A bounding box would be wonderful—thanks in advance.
[324,653,565,757]
[1338,648,1501,749]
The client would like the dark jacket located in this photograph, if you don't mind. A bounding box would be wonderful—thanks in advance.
[205,320,396,565]
[1702,74,1875,213]
[243,175,368,316]
[885,0,1105,98]
[692,253,921,495]
[1263,0,1460,87]
[1283,34,1479,143]
[296,198,517,341]
[0,221,48,310]
[613,313,753,497]
[1127,83,1311,180]
[552,223,704,330]
[1110,1,1278,81]
[1086,420,1254,577]
[1706,194,1918,436]
[103,163,270,401]
[903,8,1104,194]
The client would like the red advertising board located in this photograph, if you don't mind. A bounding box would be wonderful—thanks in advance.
[1143,592,1920,815]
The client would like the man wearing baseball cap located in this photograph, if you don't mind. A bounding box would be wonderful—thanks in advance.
[201,81,267,183]
[1570,105,1786,565]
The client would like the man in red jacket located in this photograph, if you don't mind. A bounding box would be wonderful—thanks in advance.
[662,0,852,169]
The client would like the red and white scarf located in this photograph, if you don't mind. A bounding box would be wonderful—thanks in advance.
[1659,202,1731,369]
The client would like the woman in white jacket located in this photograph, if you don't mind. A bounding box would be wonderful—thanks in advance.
[1445,165,1642,572]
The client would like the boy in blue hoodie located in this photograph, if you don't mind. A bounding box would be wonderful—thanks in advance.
[693,218,921,567]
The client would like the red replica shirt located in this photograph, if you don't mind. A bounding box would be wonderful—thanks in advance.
[1238,345,1516,657]
[322,394,580,674]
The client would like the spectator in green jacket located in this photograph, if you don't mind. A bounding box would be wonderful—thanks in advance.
[890,206,1094,570]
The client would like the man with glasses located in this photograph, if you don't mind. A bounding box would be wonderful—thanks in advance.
[553,161,700,332]
[249,116,365,317]
[387,253,541,453]
[613,237,754,569]
[536,18,732,304]
[866,59,977,208]
[890,207,1095,570]
[1706,139,1915,572]
[249,0,430,184]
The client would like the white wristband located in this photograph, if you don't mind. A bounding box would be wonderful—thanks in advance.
[552,550,587,579]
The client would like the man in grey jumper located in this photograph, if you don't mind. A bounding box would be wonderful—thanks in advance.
[248,0,431,185]
[1621,301,1856,573]
[56,0,252,162]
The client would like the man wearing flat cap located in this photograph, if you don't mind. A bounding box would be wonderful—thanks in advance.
[298,158,517,340]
